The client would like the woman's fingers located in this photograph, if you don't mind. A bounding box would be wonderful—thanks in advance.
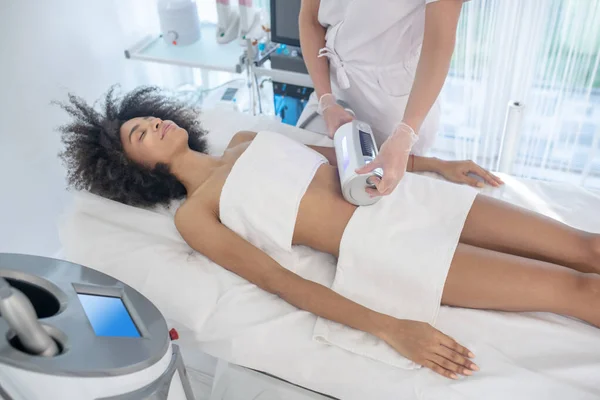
[471,165,497,187]
[490,171,504,185]
[425,346,479,379]
[424,360,459,380]
[437,346,478,375]
[463,175,484,188]
[430,354,468,376]
[439,334,473,356]
[471,163,502,187]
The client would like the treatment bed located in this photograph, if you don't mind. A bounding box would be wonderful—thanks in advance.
[58,109,600,400]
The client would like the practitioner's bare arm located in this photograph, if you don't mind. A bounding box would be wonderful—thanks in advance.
[175,202,476,379]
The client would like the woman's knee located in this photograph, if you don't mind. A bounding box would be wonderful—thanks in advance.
[577,233,600,273]
[569,273,600,327]
[587,233,600,260]
[572,273,600,305]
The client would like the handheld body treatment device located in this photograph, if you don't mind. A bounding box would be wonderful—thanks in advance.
[333,120,383,206]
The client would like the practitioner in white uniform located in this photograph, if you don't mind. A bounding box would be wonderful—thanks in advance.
[298,0,501,196]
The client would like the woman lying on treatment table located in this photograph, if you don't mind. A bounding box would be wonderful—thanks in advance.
[57,87,600,380]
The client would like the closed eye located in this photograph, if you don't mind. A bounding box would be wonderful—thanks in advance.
[139,131,146,141]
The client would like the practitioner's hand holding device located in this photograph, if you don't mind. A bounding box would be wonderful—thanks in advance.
[356,122,418,197]
[318,93,355,139]
[380,318,479,379]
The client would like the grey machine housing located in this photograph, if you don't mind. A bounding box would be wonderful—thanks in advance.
[0,253,195,400]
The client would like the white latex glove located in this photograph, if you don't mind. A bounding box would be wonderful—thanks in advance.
[318,94,354,138]
[355,122,418,196]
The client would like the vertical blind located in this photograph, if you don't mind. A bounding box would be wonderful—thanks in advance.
[435,0,600,190]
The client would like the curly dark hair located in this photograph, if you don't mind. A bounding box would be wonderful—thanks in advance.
[56,85,208,208]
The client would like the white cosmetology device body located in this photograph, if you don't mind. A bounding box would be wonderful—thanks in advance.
[333,120,383,206]
[0,253,195,400]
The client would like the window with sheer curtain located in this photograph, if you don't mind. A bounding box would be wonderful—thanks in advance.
[435,0,600,190]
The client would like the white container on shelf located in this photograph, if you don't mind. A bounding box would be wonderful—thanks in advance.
[157,0,201,46]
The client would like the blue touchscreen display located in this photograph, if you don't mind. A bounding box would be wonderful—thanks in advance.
[77,294,141,337]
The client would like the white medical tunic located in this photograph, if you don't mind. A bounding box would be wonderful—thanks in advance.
[298,0,462,155]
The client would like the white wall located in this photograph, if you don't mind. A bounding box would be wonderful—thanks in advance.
[0,0,188,256]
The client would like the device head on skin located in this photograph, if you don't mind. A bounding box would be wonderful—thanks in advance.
[333,120,383,206]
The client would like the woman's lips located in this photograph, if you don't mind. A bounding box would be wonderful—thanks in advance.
[161,123,173,139]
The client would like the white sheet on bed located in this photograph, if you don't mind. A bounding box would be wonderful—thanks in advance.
[59,109,600,400]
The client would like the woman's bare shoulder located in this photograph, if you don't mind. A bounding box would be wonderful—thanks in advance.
[177,132,258,230]
[174,194,216,234]
[175,165,233,233]
[226,130,257,150]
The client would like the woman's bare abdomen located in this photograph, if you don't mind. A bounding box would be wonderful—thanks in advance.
[293,164,358,257]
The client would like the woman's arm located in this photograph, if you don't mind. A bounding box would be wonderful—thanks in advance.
[299,0,331,99]
[410,155,504,187]
[403,0,463,132]
[409,155,441,173]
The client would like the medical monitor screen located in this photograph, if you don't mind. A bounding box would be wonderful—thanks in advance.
[270,0,301,47]
[78,293,141,337]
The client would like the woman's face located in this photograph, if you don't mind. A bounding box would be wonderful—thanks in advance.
[120,117,189,168]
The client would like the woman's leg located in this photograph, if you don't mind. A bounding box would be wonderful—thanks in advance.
[459,195,600,274]
[442,243,600,328]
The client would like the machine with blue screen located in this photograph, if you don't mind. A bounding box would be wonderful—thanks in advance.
[0,253,196,399]
[273,82,313,126]
[77,293,141,337]
[269,0,313,126]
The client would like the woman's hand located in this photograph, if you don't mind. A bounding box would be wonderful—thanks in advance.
[323,104,355,138]
[380,318,479,379]
[437,160,504,188]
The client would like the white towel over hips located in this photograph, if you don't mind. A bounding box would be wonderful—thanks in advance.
[313,173,478,369]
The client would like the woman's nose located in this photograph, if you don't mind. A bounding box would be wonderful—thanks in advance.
[152,118,162,131]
